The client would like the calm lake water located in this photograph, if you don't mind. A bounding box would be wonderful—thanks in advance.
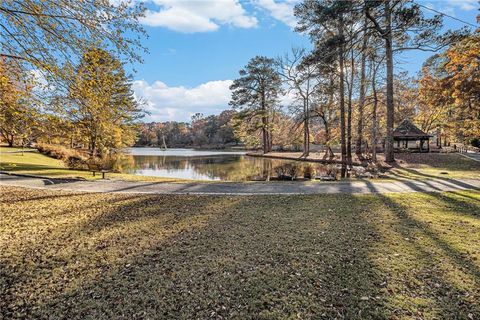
[123,148,320,181]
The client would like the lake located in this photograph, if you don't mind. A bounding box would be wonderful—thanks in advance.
[123,148,326,181]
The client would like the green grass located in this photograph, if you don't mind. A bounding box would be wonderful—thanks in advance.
[1,187,479,319]
[0,149,184,182]
[390,153,480,180]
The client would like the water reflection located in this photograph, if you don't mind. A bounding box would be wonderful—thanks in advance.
[123,148,321,181]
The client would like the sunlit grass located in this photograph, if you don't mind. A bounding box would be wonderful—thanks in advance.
[391,153,480,180]
[1,187,479,318]
[0,149,188,182]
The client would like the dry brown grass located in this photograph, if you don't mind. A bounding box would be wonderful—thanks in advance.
[1,187,479,319]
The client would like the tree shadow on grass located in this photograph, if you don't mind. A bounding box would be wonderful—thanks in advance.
[0,189,87,204]
[447,190,480,203]
[4,187,479,319]
[393,180,480,219]
[394,153,480,172]
[364,180,480,318]
[425,191,480,218]
[5,192,391,319]
[391,166,480,190]
[0,192,238,319]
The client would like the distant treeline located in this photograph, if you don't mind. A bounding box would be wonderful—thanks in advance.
[135,110,240,148]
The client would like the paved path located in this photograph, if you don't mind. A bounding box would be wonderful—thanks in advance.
[1,173,479,195]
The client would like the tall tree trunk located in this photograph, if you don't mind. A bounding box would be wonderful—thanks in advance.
[384,0,395,163]
[356,18,368,158]
[303,100,310,157]
[371,59,378,163]
[322,116,334,160]
[338,18,347,177]
[262,123,268,154]
[261,93,268,154]
[267,107,274,152]
[7,134,14,147]
[346,47,354,168]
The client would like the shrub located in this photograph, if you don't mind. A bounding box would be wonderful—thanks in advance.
[303,164,316,179]
[315,164,339,179]
[66,155,89,170]
[274,163,300,180]
[37,143,71,161]
[85,152,128,173]
[470,138,480,148]
[36,143,88,169]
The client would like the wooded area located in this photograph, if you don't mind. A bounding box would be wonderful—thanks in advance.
[0,0,478,178]
[228,1,478,178]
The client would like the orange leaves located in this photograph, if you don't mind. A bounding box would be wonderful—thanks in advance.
[417,33,480,142]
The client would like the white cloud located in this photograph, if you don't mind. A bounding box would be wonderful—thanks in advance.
[133,79,234,122]
[425,0,478,15]
[141,0,257,32]
[133,78,302,122]
[30,69,56,94]
[445,0,477,11]
[254,0,299,28]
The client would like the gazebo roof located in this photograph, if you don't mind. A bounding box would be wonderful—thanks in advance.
[393,119,431,138]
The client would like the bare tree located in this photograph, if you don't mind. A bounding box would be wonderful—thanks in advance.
[277,48,317,157]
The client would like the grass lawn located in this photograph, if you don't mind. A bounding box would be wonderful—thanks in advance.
[390,153,480,180]
[1,187,479,319]
[0,148,183,182]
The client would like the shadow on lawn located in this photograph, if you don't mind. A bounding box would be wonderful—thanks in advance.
[390,165,480,190]
[0,191,87,205]
[0,163,64,172]
[364,180,480,318]
[7,193,389,319]
[394,153,480,172]
[3,188,479,319]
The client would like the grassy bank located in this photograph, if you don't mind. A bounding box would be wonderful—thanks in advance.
[255,151,479,180]
[392,153,480,180]
[1,187,479,319]
[0,147,182,182]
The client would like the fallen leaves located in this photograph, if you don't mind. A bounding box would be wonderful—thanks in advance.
[0,187,479,319]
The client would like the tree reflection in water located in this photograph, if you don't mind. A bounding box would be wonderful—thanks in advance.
[122,152,322,181]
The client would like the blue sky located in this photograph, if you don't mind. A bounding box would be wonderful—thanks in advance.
[130,0,479,122]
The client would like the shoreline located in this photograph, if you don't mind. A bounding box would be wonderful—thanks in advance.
[246,152,366,167]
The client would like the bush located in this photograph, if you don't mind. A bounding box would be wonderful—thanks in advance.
[36,143,130,172]
[36,143,88,169]
[303,164,316,179]
[315,164,339,179]
[274,163,300,180]
[85,153,128,173]
[470,138,480,148]
[66,155,89,170]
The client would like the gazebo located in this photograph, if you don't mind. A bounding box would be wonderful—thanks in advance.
[393,119,431,153]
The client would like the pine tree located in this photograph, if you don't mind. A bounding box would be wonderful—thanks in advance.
[294,0,357,177]
[364,0,460,162]
[230,56,282,154]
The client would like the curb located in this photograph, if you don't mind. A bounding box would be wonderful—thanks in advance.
[0,171,86,182]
